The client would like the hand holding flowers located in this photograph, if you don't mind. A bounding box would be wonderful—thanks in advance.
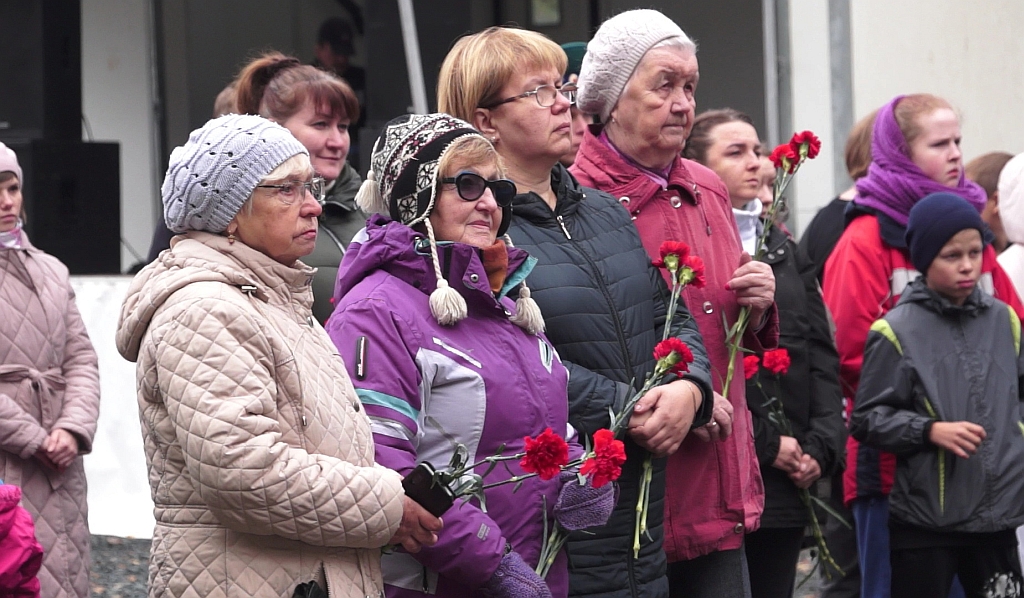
[721,131,820,401]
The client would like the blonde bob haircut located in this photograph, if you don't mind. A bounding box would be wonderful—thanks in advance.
[438,26,567,123]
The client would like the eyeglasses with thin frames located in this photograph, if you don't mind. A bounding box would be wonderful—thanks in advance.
[440,172,517,207]
[481,84,576,109]
[256,177,327,206]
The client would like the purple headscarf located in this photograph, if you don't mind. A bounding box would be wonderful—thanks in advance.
[853,95,987,226]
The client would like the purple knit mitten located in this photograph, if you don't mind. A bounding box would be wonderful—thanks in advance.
[553,470,617,531]
[478,550,552,598]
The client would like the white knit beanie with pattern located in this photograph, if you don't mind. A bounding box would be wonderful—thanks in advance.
[577,9,693,123]
[162,114,308,233]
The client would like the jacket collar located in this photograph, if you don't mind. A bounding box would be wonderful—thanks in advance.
[335,215,535,307]
[511,163,585,223]
[899,276,992,316]
[572,128,702,211]
[116,231,317,362]
[321,163,363,214]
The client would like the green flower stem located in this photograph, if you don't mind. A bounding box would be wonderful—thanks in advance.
[800,489,845,581]
[721,307,751,400]
[536,524,570,579]
[479,472,537,491]
[633,453,655,558]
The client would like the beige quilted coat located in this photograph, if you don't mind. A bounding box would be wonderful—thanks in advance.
[116,232,405,598]
[0,234,100,598]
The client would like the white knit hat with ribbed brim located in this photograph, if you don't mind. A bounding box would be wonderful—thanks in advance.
[577,9,693,123]
[162,114,308,234]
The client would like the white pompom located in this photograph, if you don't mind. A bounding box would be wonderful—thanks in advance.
[510,283,546,335]
[355,170,386,214]
[429,278,468,326]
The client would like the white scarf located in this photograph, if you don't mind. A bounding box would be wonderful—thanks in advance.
[732,199,763,255]
[0,218,23,249]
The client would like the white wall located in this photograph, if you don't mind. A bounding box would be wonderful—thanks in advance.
[82,0,158,272]
[786,0,837,234]
[73,276,154,539]
[849,0,1024,160]
[787,0,1024,235]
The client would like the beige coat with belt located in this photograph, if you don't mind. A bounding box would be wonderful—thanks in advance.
[116,232,405,598]
[0,234,101,598]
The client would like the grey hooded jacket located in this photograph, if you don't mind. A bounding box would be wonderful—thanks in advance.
[851,277,1024,533]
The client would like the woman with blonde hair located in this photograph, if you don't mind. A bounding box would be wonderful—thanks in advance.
[439,25,714,598]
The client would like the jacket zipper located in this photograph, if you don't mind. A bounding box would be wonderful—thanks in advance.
[552,211,636,392]
[556,215,572,239]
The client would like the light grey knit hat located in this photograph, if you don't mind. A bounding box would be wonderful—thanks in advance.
[0,142,22,183]
[162,114,308,233]
[577,9,694,123]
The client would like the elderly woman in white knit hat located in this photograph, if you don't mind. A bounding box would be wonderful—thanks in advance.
[115,113,442,598]
[570,9,780,598]
[326,112,615,598]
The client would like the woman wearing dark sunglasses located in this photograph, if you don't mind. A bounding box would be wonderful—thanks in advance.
[439,26,714,598]
[326,113,615,598]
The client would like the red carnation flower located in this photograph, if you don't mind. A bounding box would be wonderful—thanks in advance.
[789,130,821,160]
[743,355,761,380]
[681,255,706,289]
[652,240,691,270]
[580,429,626,488]
[762,348,791,376]
[769,144,799,174]
[520,428,570,481]
[653,337,695,375]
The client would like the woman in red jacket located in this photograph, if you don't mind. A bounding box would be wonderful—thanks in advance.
[822,93,1024,598]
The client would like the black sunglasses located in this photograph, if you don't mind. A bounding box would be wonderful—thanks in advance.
[440,172,517,207]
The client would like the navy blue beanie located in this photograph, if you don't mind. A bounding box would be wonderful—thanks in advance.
[905,192,985,275]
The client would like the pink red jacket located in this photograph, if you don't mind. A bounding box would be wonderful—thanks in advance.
[571,130,774,561]
[0,484,43,597]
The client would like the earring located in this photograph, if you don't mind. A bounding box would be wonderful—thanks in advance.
[227,230,236,244]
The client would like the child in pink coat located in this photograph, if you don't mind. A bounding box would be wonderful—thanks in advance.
[0,482,43,597]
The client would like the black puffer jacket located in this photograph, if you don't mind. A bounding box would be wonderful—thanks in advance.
[306,163,366,324]
[508,165,713,598]
[746,225,846,527]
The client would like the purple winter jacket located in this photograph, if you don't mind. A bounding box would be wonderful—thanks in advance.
[326,216,575,598]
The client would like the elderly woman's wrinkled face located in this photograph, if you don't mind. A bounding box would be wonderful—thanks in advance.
[609,47,698,164]
[0,175,22,233]
[429,158,503,249]
[704,121,763,209]
[232,170,323,265]
[483,66,572,165]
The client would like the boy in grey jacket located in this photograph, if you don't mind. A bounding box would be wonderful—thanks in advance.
[851,192,1024,598]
